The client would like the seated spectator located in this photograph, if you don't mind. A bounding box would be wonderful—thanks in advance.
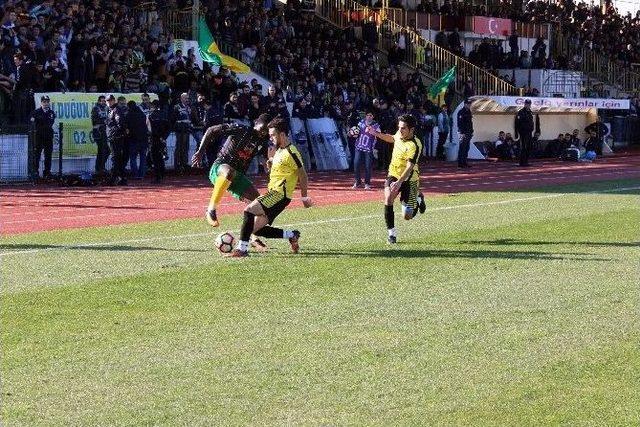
[545,133,565,158]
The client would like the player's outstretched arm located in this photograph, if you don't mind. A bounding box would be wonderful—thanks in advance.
[298,167,312,208]
[367,126,394,144]
[192,124,227,167]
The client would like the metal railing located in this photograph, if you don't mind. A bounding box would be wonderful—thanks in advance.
[317,0,521,97]
[552,27,640,95]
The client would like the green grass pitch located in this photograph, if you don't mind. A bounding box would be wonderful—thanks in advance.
[1,179,639,425]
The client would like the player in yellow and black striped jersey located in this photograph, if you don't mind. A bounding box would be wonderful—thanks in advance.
[229,118,313,257]
[368,114,427,244]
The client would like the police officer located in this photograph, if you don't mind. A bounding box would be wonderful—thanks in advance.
[148,100,170,182]
[30,95,56,179]
[172,92,193,173]
[91,95,109,174]
[456,98,473,168]
[515,98,534,167]
[106,94,129,185]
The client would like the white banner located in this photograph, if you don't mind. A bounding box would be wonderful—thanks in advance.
[171,39,203,69]
[492,96,630,110]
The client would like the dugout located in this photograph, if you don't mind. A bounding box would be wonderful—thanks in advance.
[447,96,631,161]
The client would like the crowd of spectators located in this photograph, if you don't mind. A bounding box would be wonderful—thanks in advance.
[2,0,638,181]
[379,0,640,69]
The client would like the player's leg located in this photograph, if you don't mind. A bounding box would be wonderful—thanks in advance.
[253,191,298,253]
[253,218,300,254]
[400,180,418,220]
[229,199,266,257]
[237,178,270,252]
[206,163,235,227]
[384,177,400,244]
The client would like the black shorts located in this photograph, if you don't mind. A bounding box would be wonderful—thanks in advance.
[385,176,419,210]
[257,190,291,224]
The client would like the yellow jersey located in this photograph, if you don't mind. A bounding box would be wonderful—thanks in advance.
[388,133,422,182]
[268,144,304,198]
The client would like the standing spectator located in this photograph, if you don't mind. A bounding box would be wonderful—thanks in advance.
[91,95,109,174]
[352,111,380,190]
[172,92,193,173]
[463,77,475,99]
[436,104,450,160]
[13,53,35,123]
[126,100,149,179]
[514,98,534,167]
[148,100,170,183]
[106,95,129,186]
[30,95,56,179]
[456,98,473,168]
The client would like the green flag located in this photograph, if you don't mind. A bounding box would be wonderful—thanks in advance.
[428,66,456,99]
[198,17,222,65]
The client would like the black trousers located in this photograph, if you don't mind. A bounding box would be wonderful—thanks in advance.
[151,137,166,181]
[436,131,448,160]
[35,133,53,176]
[174,130,190,170]
[94,128,110,173]
[458,133,472,166]
[520,134,531,166]
[109,136,128,179]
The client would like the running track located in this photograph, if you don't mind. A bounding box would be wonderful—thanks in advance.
[2,155,640,235]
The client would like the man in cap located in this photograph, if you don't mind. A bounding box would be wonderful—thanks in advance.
[29,95,56,179]
[514,98,534,167]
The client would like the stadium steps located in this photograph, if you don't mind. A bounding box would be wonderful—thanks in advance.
[551,30,640,96]
[315,0,522,101]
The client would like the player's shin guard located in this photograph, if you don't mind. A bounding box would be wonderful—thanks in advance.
[239,211,255,248]
[208,176,232,210]
[385,204,395,230]
[254,226,284,239]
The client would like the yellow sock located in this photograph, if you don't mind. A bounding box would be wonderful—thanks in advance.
[208,176,232,211]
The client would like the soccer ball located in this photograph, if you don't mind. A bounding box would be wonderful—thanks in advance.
[348,126,360,138]
[215,232,236,254]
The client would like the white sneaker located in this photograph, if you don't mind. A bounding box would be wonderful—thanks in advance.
[352,182,359,189]
[364,184,371,190]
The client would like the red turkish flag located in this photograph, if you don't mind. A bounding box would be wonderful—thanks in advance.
[473,16,512,36]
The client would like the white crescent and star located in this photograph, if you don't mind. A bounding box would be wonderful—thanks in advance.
[489,19,498,34]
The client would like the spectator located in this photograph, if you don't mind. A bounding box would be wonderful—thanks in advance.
[352,110,380,190]
[436,104,449,160]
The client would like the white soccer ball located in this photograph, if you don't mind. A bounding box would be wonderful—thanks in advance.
[215,232,236,254]
[348,126,360,138]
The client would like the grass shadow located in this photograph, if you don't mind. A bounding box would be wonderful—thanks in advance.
[462,238,639,248]
[299,247,611,262]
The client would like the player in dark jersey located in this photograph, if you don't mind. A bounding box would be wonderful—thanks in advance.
[191,113,272,228]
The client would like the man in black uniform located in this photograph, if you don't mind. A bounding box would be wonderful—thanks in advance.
[30,95,56,179]
[91,95,109,174]
[148,100,170,183]
[456,98,473,168]
[106,94,129,185]
[515,98,534,167]
[191,113,272,228]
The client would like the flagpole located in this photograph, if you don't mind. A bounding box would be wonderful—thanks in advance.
[192,0,200,40]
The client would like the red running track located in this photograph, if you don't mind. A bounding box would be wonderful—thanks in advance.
[2,155,640,235]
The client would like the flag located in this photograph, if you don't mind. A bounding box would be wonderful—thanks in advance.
[197,17,250,74]
[197,17,222,65]
[428,66,456,100]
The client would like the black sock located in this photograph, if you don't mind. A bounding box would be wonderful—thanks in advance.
[385,204,394,230]
[254,226,284,239]
[240,211,255,242]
